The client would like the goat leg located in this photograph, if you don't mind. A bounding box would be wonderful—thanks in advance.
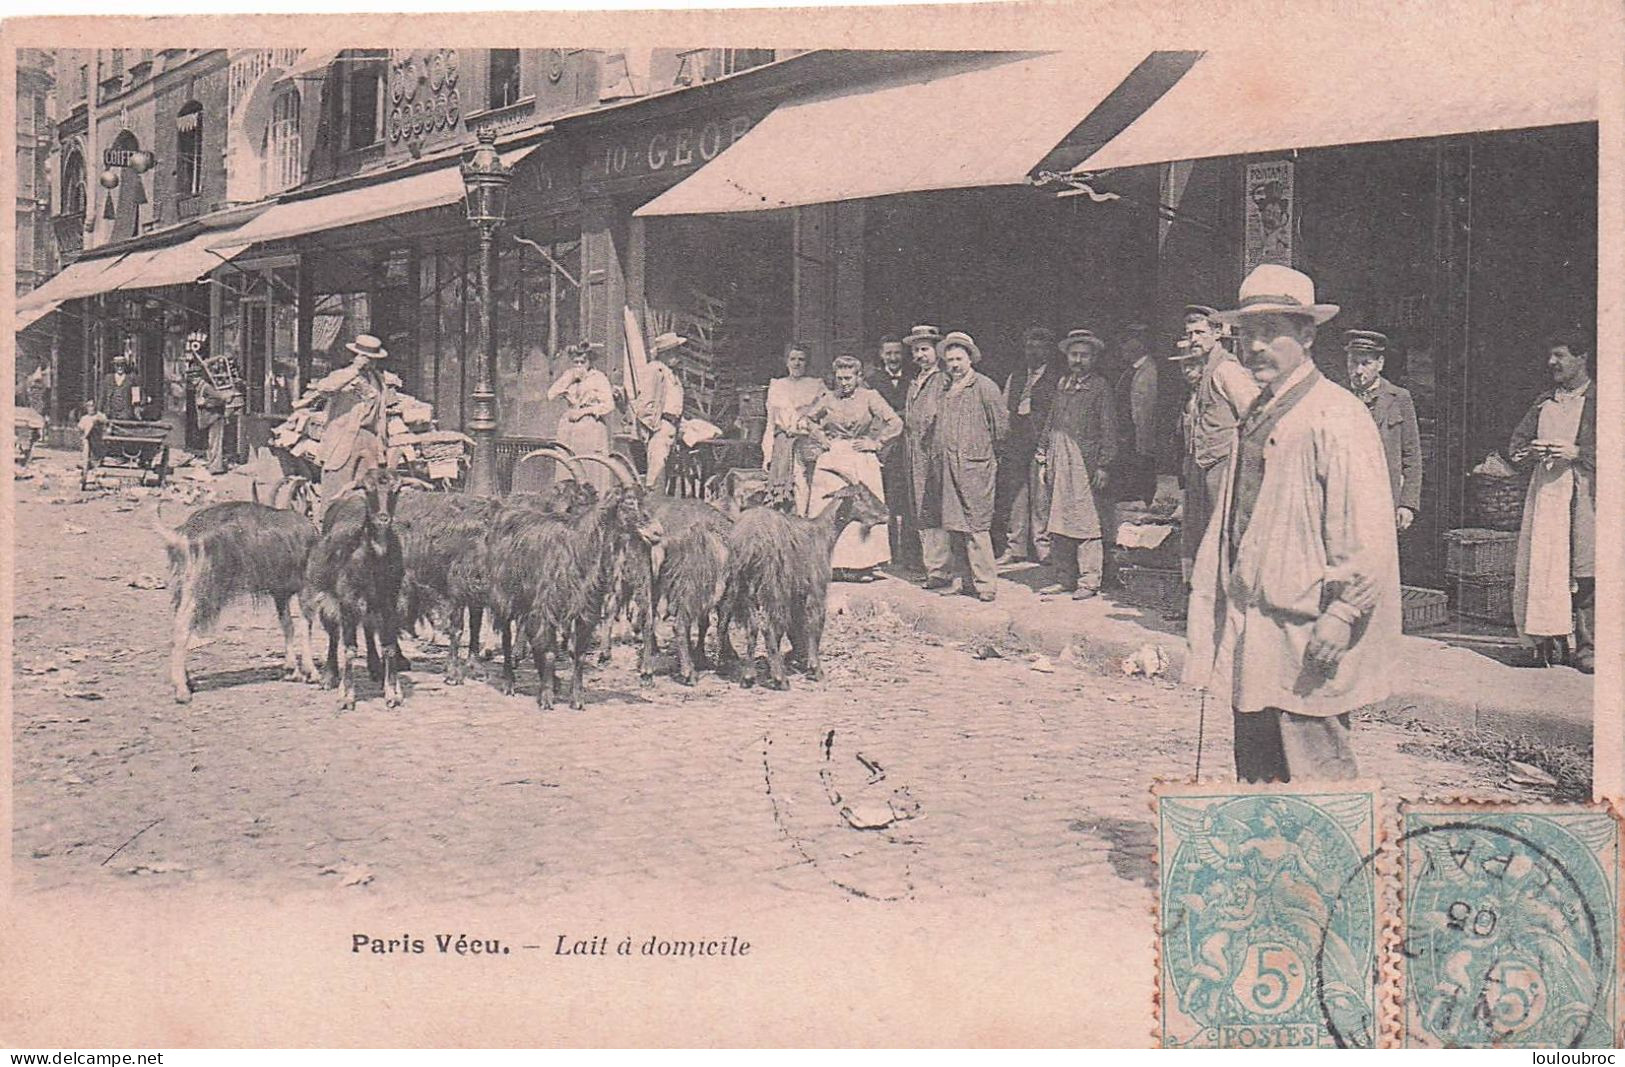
[466,605,486,679]
[319,619,340,689]
[738,612,758,689]
[762,618,791,691]
[337,620,358,711]
[496,619,516,696]
[170,581,195,704]
[445,607,466,686]
[536,622,556,711]
[365,625,384,683]
[292,594,319,682]
[694,611,713,671]
[674,612,697,687]
[800,596,826,682]
[638,587,656,688]
[274,594,307,683]
[381,624,404,709]
[570,619,589,710]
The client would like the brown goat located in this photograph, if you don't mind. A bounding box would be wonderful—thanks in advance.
[155,500,319,704]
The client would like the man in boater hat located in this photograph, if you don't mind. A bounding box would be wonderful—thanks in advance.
[1184,266,1401,783]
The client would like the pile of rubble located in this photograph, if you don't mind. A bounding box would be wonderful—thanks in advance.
[271,365,472,481]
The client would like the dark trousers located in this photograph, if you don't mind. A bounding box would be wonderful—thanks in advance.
[1233,707,1358,783]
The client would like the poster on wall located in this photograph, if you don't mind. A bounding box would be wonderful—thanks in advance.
[1244,159,1294,273]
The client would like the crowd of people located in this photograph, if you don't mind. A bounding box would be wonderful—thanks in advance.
[745,263,1595,783]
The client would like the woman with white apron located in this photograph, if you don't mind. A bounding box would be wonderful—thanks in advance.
[547,342,616,494]
[763,342,826,513]
[804,354,903,579]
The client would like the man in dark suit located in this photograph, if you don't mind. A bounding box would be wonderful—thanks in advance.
[1344,330,1422,533]
[869,335,916,567]
[996,326,1059,563]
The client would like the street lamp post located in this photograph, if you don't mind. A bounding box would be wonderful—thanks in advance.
[460,127,512,496]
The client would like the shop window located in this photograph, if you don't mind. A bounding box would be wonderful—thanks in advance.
[176,101,204,197]
[489,49,522,110]
[345,54,384,150]
[62,149,87,215]
[266,89,303,193]
[719,49,775,76]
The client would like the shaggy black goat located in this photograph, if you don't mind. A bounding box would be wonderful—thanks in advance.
[485,480,661,710]
[324,488,504,685]
[722,472,888,690]
[301,471,413,710]
[155,500,319,704]
[646,494,733,685]
[480,454,601,693]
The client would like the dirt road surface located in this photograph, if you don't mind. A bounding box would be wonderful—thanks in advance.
[11,453,1535,914]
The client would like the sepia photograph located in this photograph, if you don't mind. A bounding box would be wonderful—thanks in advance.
[3,2,1621,1049]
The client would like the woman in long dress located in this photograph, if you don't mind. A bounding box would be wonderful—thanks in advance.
[763,342,826,512]
[804,354,903,579]
[547,342,615,493]
[1036,329,1119,599]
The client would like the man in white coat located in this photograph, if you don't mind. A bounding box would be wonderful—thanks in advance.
[1186,265,1402,783]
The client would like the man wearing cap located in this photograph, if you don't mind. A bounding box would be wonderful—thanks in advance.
[317,334,395,503]
[630,331,687,491]
[1344,330,1421,533]
[935,331,1008,601]
[1186,265,1401,783]
[996,326,1060,564]
[902,325,952,588]
[1177,304,1260,584]
[1035,328,1117,599]
[1112,322,1160,509]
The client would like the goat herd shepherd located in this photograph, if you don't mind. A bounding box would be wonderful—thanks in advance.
[155,447,889,712]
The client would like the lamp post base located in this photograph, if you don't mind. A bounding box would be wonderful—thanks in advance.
[466,389,499,497]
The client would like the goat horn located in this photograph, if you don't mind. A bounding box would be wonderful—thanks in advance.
[606,452,641,485]
[572,453,631,486]
[831,469,860,486]
[517,445,585,482]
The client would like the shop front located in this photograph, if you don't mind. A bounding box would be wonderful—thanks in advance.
[1072,44,1598,587]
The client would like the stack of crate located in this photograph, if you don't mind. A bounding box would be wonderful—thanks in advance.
[1444,528,1519,626]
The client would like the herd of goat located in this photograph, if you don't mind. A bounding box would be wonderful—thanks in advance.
[154,448,890,711]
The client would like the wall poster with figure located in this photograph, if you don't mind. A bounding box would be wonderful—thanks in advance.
[1244,159,1294,273]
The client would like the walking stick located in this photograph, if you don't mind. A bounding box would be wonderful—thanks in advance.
[1195,689,1207,781]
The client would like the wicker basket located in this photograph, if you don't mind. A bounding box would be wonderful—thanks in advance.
[1468,472,1529,532]
[1453,576,1516,626]
[1443,528,1519,578]
[1401,586,1449,632]
[1118,566,1184,614]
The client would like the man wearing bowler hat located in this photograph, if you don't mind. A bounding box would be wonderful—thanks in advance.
[1344,330,1422,532]
[318,334,395,503]
[1185,265,1401,783]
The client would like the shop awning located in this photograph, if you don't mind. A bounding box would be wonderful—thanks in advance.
[15,300,62,331]
[276,48,343,84]
[635,51,1147,216]
[214,146,537,250]
[1073,45,1598,173]
[15,254,136,310]
[113,229,252,292]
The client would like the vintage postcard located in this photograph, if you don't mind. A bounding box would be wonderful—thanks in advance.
[2,0,1621,1049]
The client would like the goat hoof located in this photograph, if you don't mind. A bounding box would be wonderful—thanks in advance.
[445,668,464,686]
[676,671,696,687]
[766,677,790,691]
[570,699,585,711]
[338,698,356,712]
[319,673,339,690]
[806,667,825,682]
[495,678,515,696]
[173,689,192,705]
[739,675,755,690]
[639,673,654,689]
[385,694,402,709]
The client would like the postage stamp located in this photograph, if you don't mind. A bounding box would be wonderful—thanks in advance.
[1154,782,1381,1049]
[1397,803,1622,1048]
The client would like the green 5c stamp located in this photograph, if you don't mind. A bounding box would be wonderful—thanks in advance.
[1155,784,1379,1048]
[1399,805,1621,1048]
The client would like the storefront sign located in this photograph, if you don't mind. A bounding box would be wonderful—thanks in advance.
[585,112,762,193]
[1244,160,1294,273]
[103,147,138,168]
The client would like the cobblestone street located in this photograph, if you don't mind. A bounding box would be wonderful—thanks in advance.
[12,452,1535,915]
